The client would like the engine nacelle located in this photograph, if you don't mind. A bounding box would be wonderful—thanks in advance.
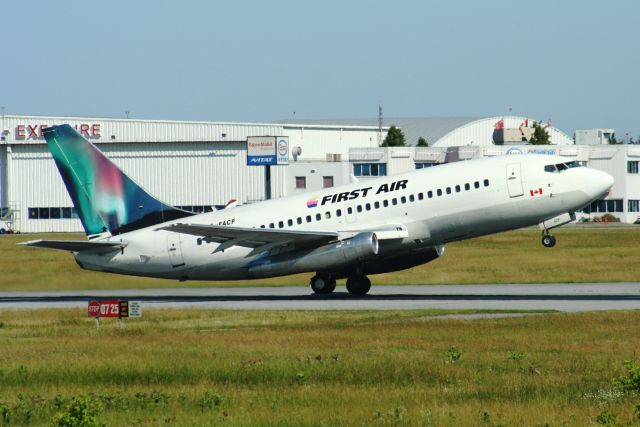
[247,232,379,278]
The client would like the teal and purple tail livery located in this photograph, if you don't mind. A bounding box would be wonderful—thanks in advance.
[43,124,193,236]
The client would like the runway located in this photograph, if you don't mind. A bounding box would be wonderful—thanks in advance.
[1,283,640,312]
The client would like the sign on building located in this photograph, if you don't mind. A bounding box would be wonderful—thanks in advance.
[247,136,289,166]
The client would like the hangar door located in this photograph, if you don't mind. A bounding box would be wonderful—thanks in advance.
[506,163,524,197]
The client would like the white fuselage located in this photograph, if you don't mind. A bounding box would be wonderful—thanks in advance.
[75,155,613,281]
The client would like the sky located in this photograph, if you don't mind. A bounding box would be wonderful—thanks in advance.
[2,0,639,139]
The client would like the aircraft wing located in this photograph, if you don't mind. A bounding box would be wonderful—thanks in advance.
[19,240,127,253]
[157,224,340,256]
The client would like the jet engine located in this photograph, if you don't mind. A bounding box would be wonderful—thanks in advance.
[247,232,379,278]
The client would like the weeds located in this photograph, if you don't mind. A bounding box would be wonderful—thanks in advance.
[613,361,640,393]
[445,347,462,364]
[595,410,617,425]
[50,396,102,427]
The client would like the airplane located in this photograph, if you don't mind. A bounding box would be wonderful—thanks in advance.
[21,124,614,295]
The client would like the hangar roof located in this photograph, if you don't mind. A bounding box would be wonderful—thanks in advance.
[281,116,574,146]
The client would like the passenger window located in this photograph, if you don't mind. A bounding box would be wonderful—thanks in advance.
[446,187,452,195]
[484,179,489,187]
[269,223,275,228]
[357,205,363,213]
[260,225,265,228]
[474,181,480,189]
[401,196,406,203]
[427,191,432,198]
[464,183,470,191]
[306,215,312,223]
[418,193,424,200]
[383,200,389,207]
[437,189,442,196]
[325,212,331,219]
[297,217,302,224]
[374,201,380,209]
[455,185,460,192]
[278,221,284,228]
[316,213,321,221]
[365,203,371,211]
[347,207,353,214]
[409,194,415,202]
[336,209,342,217]
[392,198,398,205]
[286,219,292,226]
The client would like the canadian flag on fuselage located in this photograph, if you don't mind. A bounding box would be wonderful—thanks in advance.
[530,188,543,196]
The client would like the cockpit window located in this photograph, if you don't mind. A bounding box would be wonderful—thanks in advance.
[565,161,584,168]
[544,161,585,173]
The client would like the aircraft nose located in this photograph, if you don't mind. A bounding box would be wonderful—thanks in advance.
[586,169,614,199]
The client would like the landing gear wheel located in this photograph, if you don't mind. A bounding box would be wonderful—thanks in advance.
[346,275,371,295]
[310,274,336,294]
[541,234,556,248]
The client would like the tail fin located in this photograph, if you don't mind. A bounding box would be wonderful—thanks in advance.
[43,124,193,237]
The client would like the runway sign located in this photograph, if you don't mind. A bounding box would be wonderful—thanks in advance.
[87,300,142,318]
[87,300,100,317]
[128,301,142,318]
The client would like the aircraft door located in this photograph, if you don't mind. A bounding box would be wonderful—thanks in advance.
[506,163,524,197]
[345,203,357,224]
[167,233,185,267]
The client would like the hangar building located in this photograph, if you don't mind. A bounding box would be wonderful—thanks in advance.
[0,115,384,233]
[1,114,637,233]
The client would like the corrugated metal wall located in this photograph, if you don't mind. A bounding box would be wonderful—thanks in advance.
[8,142,269,233]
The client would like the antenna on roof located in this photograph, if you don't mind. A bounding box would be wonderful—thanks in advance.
[377,104,383,146]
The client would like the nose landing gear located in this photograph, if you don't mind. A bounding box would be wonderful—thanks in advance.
[541,233,556,248]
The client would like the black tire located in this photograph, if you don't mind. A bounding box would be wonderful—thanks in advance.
[346,275,371,295]
[542,235,556,248]
[310,274,335,294]
[0,229,5,234]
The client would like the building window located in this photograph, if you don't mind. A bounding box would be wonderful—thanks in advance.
[295,176,306,189]
[353,163,387,177]
[323,176,334,188]
[415,162,436,169]
[628,161,639,174]
[583,199,624,213]
[629,200,640,212]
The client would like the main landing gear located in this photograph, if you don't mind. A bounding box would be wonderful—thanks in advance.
[541,232,556,248]
[310,273,336,294]
[310,273,372,295]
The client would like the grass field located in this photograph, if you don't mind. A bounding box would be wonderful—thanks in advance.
[1,227,639,291]
[1,309,640,425]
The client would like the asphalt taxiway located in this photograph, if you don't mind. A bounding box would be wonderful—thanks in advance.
[1,283,639,312]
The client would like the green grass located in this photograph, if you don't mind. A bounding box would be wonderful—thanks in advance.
[2,227,639,290]
[1,309,640,425]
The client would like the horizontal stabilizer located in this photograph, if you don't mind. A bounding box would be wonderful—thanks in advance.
[19,240,126,253]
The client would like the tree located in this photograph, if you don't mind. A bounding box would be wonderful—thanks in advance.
[416,136,428,147]
[381,125,406,147]
[528,121,550,145]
